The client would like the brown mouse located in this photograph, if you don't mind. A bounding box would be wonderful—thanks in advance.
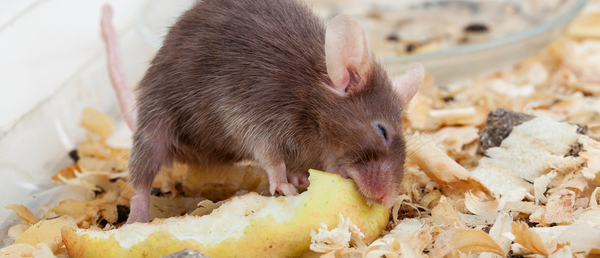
[101,0,424,224]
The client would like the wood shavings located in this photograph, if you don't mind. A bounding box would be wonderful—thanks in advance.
[407,133,492,200]
[471,116,582,196]
[556,172,588,195]
[477,107,535,155]
[568,11,600,39]
[7,224,29,242]
[579,136,600,180]
[406,92,435,130]
[527,61,550,85]
[531,171,591,226]
[309,214,365,254]
[419,189,441,210]
[429,107,477,126]
[457,212,496,226]
[550,244,573,258]
[363,219,432,258]
[0,243,38,257]
[531,188,577,226]
[13,216,77,254]
[79,107,115,139]
[591,187,600,208]
[484,212,513,256]
[431,196,463,227]
[449,229,505,256]
[503,201,543,214]
[557,220,600,255]
[3,205,40,225]
[511,221,551,256]
[535,171,557,205]
[464,191,498,218]
[498,187,528,210]
[50,191,120,227]
[56,169,126,195]
[431,126,479,149]
[426,228,453,258]
[391,194,413,224]
[32,242,61,258]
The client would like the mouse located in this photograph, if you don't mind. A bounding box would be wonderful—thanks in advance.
[100,0,424,224]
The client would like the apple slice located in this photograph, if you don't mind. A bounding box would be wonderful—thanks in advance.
[62,169,390,258]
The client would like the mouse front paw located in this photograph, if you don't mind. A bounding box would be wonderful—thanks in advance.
[259,158,299,196]
[270,182,299,196]
[287,174,309,187]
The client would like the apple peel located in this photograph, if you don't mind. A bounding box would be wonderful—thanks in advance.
[62,169,389,258]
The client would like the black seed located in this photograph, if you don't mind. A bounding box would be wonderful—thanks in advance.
[151,187,161,196]
[93,187,105,196]
[508,251,525,258]
[481,226,491,234]
[464,23,488,32]
[69,149,79,162]
[442,97,454,102]
[386,34,399,41]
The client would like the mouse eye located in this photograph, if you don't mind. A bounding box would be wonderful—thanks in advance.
[376,124,388,141]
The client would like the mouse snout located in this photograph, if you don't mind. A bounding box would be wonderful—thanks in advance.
[360,181,397,208]
[377,193,397,208]
[344,159,401,208]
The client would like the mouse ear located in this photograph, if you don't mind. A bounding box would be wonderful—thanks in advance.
[325,15,369,96]
[392,63,424,105]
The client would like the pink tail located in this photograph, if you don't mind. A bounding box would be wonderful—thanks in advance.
[101,5,137,131]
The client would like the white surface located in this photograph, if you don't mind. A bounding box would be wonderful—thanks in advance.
[0,0,156,233]
[0,0,148,136]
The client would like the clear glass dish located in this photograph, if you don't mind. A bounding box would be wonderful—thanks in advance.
[375,0,589,85]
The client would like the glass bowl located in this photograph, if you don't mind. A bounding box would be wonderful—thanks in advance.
[371,0,589,85]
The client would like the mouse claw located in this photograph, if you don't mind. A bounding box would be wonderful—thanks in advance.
[270,182,299,196]
[262,160,299,196]
[287,174,308,187]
